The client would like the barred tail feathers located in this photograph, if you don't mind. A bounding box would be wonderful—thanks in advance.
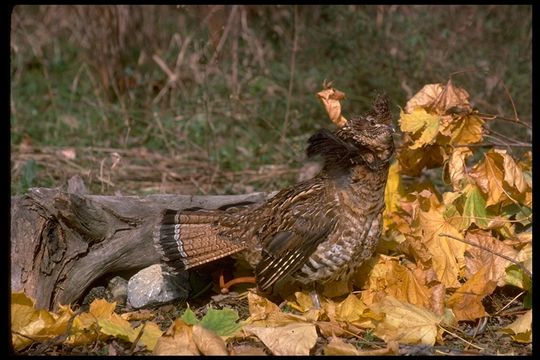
[154,209,245,273]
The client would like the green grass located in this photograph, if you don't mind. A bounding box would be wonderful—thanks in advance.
[10,5,532,195]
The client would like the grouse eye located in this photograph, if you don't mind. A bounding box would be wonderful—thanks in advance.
[367,117,376,126]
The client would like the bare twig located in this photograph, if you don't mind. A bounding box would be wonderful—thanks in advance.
[439,233,532,278]
[493,290,526,316]
[451,143,532,149]
[439,325,485,351]
[501,81,519,122]
[281,5,299,145]
[128,322,146,354]
[207,5,239,68]
[478,113,532,130]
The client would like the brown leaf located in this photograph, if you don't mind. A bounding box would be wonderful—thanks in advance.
[405,83,445,113]
[120,309,155,321]
[317,86,348,127]
[446,147,473,191]
[153,319,199,355]
[398,144,448,177]
[464,229,518,287]
[230,344,268,355]
[449,114,484,145]
[469,149,527,206]
[431,79,471,114]
[356,256,433,311]
[417,203,468,288]
[324,336,361,355]
[247,291,281,322]
[192,324,228,355]
[447,266,497,321]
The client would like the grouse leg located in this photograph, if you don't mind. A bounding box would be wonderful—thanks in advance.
[309,284,323,310]
[219,271,256,294]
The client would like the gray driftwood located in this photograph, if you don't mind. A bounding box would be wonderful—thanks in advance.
[10,183,271,310]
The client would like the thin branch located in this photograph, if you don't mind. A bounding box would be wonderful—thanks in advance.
[128,322,146,354]
[451,143,531,149]
[501,81,519,122]
[484,127,531,147]
[439,325,485,351]
[207,5,239,69]
[494,290,526,316]
[439,233,532,278]
[478,113,532,130]
[281,5,299,145]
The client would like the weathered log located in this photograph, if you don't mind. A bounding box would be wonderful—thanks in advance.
[10,185,272,310]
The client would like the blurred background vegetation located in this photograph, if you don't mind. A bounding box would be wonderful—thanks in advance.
[10,5,532,196]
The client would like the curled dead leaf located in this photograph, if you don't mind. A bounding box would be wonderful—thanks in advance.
[317,85,348,127]
[153,319,199,355]
[192,324,228,355]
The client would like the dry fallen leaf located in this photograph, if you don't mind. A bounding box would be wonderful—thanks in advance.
[153,319,199,355]
[323,336,361,355]
[500,310,532,343]
[317,84,348,127]
[230,344,268,355]
[418,203,468,288]
[447,265,497,321]
[447,147,472,191]
[371,296,441,345]
[243,322,318,356]
[11,292,74,350]
[464,229,518,287]
[192,324,229,355]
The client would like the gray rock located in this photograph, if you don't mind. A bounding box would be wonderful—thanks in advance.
[127,264,190,308]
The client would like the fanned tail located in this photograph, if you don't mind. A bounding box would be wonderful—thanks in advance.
[153,209,245,274]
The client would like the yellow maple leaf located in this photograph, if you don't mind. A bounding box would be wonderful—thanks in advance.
[134,322,163,352]
[399,108,440,149]
[371,296,442,345]
[11,292,74,350]
[418,203,468,288]
[383,161,404,228]
[356,256,433,311]
[450,114,484,144]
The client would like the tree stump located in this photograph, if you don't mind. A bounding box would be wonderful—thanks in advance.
[10,185,272,310]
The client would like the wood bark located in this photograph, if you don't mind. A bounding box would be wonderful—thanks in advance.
[10,184,272,310]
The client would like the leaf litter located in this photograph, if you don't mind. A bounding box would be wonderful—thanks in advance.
[12,81,532,355]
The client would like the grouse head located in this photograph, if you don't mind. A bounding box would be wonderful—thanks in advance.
[306,92,395,172]
[345,93,395,156]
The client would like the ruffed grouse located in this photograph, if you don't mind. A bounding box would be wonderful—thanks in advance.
[154,93,395,294]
